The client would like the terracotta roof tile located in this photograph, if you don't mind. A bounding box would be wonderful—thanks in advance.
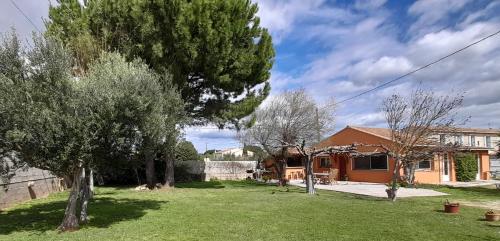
[348,126,392,140]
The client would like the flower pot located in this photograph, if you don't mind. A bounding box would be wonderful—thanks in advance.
[386,189,397,199]
[485,212,500,221]
[444,200,460,213]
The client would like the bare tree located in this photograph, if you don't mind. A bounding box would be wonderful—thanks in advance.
[243,89,335,193]
[382,87,464,201]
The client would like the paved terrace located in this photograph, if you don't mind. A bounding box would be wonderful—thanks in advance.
[289,180,448,198]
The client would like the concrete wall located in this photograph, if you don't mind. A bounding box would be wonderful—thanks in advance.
[176,161,257,181]
[0,167,63,210]
[491,157,500,171]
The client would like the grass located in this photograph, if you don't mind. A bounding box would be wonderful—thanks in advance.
[0,181,499,241]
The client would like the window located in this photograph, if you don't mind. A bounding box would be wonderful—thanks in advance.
[470,136,475,146]
[486,136,492,148]
[319,157,331,168]
[370,155,388,169]
[439,134,445,144]
[287,157,302,167]
[353,156,370,170]
[417,160,431,169]
[353,155,388,170]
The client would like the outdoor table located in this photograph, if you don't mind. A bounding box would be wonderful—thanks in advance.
[313,173,329,184]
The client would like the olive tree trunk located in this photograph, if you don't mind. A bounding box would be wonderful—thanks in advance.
[58,166,83,231]
[164,157,175,188]
[305,154,315,195]
[79,168,90,224]
[274,160,287,186]
[89,169,94,198]
[143,136,157,189]
[145,156,156,189]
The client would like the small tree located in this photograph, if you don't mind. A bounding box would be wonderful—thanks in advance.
[382,87,463,201]
[243,89,334,193]
[454,153,478,181]
[175,140,200,162]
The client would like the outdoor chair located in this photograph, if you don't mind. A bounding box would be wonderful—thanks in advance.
[328,168,339,185]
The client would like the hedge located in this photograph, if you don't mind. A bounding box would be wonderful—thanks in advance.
[454,153,478,182]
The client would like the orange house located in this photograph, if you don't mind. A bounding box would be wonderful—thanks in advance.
[305,126,493,184]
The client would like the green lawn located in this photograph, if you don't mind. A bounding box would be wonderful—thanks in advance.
[0,181,499,241]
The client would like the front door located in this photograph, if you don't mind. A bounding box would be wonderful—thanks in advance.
[339,155,347,181]
[442,154,450,182]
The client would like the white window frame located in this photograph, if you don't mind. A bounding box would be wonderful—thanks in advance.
[486,136,492,148]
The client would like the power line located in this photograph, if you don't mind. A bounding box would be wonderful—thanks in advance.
[335,28,500,106]
[9,0,42,33]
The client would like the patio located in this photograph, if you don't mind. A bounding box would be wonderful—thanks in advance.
[289,180,448,198]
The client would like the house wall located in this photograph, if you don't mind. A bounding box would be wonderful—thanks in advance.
[413,155,441,184]
[479,152,490,180]
[314,128,396,183]
[313,127,491,184]
[1,167,63,210]
[177,160,257,181]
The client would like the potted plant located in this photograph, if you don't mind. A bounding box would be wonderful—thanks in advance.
[385,181,400,199]
[485,210,500,221]
[444,199,460,213]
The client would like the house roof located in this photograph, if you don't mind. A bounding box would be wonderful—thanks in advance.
[347,125,500,139]
[442,127,500,135]
[348,126,392,140]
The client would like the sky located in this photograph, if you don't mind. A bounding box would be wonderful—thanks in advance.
[1,0,500,153]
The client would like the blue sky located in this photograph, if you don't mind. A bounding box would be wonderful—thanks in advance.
[2,0,500,153]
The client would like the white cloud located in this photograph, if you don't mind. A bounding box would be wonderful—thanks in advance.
[354,0,387,11]
[260,1,500,133]
[254,0,357,44]
[408,0,472,36]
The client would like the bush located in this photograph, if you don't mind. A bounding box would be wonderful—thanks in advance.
[174,163,202,183]
[455,153,478,182]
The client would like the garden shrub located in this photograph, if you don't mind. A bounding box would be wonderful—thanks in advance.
[174,163,202,182]
[454,153,478,181]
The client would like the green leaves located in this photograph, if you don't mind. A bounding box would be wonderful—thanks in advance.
[454,153,478,182]
[175,140,200,162]
[47,0,275,125]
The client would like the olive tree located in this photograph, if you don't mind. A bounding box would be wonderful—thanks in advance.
[79,52,185,190]
[0,32,96,230]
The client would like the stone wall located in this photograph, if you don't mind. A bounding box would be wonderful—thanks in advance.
[177,161,257,181]
[0,167,63,210]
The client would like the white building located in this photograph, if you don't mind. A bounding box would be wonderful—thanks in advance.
[432,127,500,155]
[214,148,254,158]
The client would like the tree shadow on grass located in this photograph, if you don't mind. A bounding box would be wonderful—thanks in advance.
[0,196,166,235]
[176,181,225,189]
[176,180,274,189]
